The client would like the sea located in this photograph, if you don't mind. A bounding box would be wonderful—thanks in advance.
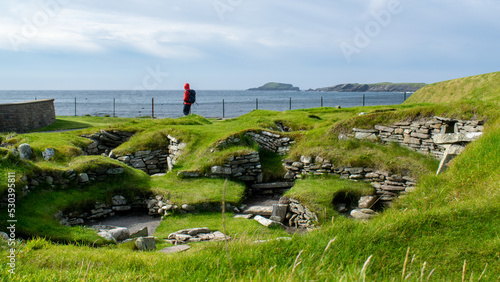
[0,90,412,118]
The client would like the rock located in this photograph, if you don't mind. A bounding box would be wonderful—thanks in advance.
[135,236,156,251]
[254,215,281,227]
[78,173,89,183]
[350,209,377,220]
[42,148,55,160]
[181,204,195,211]
[45,176,54,185]
[0,232,8,240]
[159,245,191,254]
[97,231,117,243]
[18,143,32,160]
[112,195,127,206]
[186,227,210,236]
[300,155,312,164]
[107,168,125,175]
[242,206,273,216]
[234,214,253,219]
[108,227,130,241]
[130,227,148,238]
[270,204,288,223]
[436,144,466,175]
[358,196,377,209]
[177,171,201,178]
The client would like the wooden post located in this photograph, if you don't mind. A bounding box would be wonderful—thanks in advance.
[363,94,365,107]
[74,97,77,116]
[152,98,155,118]
[289,97,292,110]
[256,98,258,110]
[223,99,225,118]
[321,96,323,107]
[113,98,116,117]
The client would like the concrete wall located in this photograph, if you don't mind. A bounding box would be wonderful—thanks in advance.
[0,99,56,133]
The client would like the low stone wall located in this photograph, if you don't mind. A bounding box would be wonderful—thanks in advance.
[83,131,185,175]
[213,130,292,155]
[353,116,484,158]
[209,151,263,183]
[82,130,134,156]
[282,156,416,205]
[0,99,56,133]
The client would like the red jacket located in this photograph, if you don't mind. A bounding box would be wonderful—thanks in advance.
[183,83,192,105]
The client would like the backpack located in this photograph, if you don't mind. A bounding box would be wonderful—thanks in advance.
[187,89,196,104]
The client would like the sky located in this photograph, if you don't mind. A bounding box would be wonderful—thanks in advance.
[0,0,499,90]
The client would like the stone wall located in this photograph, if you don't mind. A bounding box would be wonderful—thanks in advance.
[213,131,292,155]
[352,116,484,159]
[282,156,416,206]
[0,99,56,133]
[209,151,263,183]
[83,131,185,175]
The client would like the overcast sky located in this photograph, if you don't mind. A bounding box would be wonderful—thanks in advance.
[0,0,499,90]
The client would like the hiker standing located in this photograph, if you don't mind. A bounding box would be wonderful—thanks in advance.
[183,83,196,116]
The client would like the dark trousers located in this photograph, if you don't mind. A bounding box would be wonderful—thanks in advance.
[183,104,191,115]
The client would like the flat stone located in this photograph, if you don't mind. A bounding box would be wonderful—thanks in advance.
[107,167,125,175]
[108,227,130,241]
[18,143,33,160]
[358,196,377,209]
[159,245,191,254]
[254,215,281,227]
[234,214,253,219]
[112,195,127,206]
[243,206,273,216]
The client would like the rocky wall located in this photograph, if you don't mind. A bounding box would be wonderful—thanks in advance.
[282,156,416,206]
[209,151,263,183]
[352,116,484,159]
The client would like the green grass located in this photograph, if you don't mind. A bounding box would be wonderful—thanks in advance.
[1,72,500,280]
[405,71,500,104]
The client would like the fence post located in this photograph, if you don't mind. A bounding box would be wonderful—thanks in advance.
[321,96,323,107]
[113,98,116,117]
[74,97,77,116]
[223,99,225,118]
[404,92,407,101]
[152,98,155,118]
[289,97,292,110]
[363,94,365,107]
[256,98,258,110]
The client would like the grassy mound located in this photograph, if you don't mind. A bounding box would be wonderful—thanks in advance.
[405,71,500,104]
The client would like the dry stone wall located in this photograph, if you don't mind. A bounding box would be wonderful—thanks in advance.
[209,151,263,183]
[213,131,293,155]
[83,131,185,175]
[0,99,55,133]
[353,116,484,159]
[282,156,416,206]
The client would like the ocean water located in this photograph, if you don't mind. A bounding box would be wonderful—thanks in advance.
[0,90,412,118]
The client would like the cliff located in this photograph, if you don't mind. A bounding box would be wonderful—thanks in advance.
[316,82,426,92]
[248,82,300,91]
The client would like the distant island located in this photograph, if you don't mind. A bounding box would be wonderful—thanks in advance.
[248,82,300,91]
[316,82,426,92]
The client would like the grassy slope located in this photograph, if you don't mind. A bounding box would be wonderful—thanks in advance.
[1,72,500,280]
[404,71,500,104]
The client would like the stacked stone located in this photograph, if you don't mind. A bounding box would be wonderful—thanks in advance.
[114,150,170,175]
[282,156,416,206]
[82,130,134,156]
[56,195,144,226]
[24,166,125,195]
[353,117,484,159]
[209,151,263,183]
[112,135,185,175]
[245,131,293,155]
[212,131,293,155]
[144,196,195,216]
[286,198,318,228]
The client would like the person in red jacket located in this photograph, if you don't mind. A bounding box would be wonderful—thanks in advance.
[183,83,193,116]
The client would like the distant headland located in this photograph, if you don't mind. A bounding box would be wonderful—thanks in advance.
[315,82,426,92]
[248,82,300,91]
